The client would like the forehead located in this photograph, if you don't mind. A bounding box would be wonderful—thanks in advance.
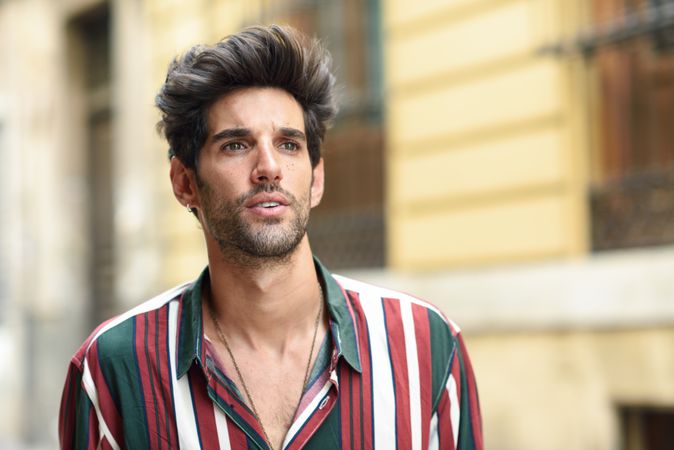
[206,87,305,133]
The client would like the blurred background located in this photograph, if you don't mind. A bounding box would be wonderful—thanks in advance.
[1,0,673,448]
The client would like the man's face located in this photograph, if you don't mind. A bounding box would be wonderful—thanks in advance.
[194,87,324,262]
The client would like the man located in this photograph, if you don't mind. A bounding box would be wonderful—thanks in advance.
[59,25,483,450]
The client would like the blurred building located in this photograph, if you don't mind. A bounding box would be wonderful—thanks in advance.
[0,0,673,449]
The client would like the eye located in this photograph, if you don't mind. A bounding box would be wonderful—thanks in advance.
[222,141,246,152]
[279,141,300,151]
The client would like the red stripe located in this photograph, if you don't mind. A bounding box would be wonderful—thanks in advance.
[412,303,433,450]
[157,304,179,447]
[226,414,249,448]
[348,291,373,449]
[436,387,455,450]
[339,362,353,450]
[135,313,159,449]
[382,299,412,450]
[87,404,98,449]
[287,387,337,450]
[350,363,363,450]
[58,364,78,449]
[142,307,181,449]
[210,378,259,425]
[87,341,123,441]
[206,351,268,444]
[451,351,462,409]
[189,371,220,448]
[100,435,114,450]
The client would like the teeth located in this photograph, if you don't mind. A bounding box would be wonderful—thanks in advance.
[258,202,280,208]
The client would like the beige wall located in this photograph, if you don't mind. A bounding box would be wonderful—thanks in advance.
[0,0,93,441]
[143,0,269,289]
[468,327,674,450]
[383,0,591,269]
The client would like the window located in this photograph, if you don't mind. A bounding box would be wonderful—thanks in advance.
[69,4,115,327]
[587,0,674,250]
[621,405,674,450]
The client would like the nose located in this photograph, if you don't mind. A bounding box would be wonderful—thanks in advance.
[251,140,283,184]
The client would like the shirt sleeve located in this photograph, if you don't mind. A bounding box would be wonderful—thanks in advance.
[429,331,483,450]
[58,359,101,450]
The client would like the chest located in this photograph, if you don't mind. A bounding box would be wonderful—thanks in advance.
[213,345,313,448]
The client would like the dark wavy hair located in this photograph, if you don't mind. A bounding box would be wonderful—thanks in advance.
[155,24,338,170]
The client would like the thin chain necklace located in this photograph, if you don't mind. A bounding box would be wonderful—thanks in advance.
[207,286,324,450]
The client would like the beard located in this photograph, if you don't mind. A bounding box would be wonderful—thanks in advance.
[197,179,311,265]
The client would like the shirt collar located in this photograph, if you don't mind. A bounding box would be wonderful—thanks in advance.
[176,257,362,379]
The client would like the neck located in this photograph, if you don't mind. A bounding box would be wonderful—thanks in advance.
[204,235,323,352]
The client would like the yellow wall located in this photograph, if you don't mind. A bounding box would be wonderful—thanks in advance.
[142,0,596,275]
[144,0,264,287]
[469,327,674,450]
[384,0,590,269]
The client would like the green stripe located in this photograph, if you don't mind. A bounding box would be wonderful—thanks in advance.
[73,370,92,450]
[457,348,477,450]
[207,383,268,450]
[96,317,150,448]
[427,310,456,412]
[303,406,342,448]
[316,258,362,372]
[177,268,208,378]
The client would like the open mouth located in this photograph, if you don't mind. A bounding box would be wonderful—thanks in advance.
[257,202,281,208]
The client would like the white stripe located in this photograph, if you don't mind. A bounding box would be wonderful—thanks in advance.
[282,380,333,449]
[401,301,422,450]
[81,359,121,450]
[86,282,191,353]
[214,405,231,450]
[448,374,460,448]
[168,300,201,449]
[428,412,439,450]
[358,289,397,447]
[332,274,447,322]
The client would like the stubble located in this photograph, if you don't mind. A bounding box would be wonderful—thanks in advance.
[198,179,311,267]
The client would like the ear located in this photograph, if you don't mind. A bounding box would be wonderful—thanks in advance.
[170,157,200,209]
[310,158,325,208]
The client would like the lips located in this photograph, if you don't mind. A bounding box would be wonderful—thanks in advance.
[245,193,289,209]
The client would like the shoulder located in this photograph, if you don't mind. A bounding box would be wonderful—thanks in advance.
[70,281,191,371]
[331,273,461,336]
[331,274,462,364]
[331,273,466,408]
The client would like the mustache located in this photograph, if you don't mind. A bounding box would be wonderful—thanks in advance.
[235,183,297,207]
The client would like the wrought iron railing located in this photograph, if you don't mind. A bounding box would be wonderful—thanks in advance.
[308,206,385,269]
[591,167,674,250]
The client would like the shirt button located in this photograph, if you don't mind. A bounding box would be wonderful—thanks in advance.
[319,396,329,409]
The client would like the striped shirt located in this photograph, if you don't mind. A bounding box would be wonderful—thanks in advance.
[59,258,483,449]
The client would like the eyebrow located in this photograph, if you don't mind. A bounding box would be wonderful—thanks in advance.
[210,126,307,143]
[211,127,251,143]
[278,127,306,141]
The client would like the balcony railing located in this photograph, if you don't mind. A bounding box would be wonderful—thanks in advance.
[591,167,674,250]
